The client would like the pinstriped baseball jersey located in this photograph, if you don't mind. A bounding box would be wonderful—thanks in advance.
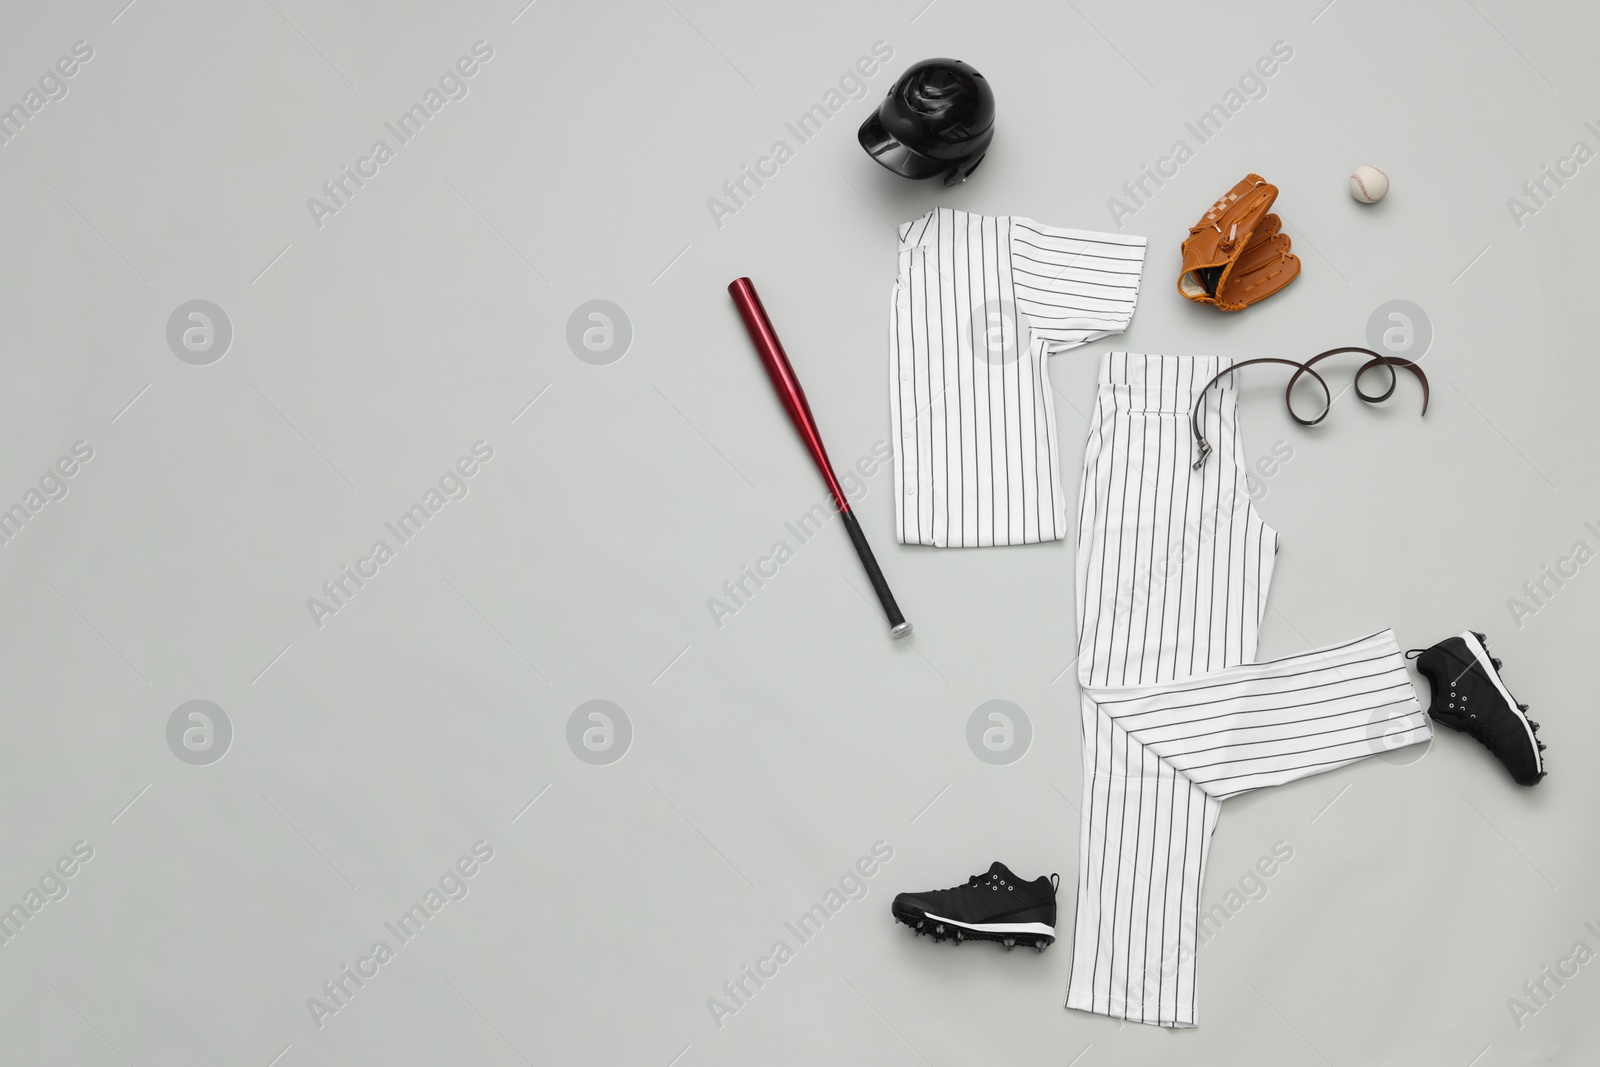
[890,208,1147,547]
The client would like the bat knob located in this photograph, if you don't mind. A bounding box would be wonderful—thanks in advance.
[891,621,913,639]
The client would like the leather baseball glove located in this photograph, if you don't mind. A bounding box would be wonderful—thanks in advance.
[1178,174,1301,311]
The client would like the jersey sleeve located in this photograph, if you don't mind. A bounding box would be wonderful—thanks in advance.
[1009,219,1146,353]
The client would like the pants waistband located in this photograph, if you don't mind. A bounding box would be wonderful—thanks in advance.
[1098,352,1235,413]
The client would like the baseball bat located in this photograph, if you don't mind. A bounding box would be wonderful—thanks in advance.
[727,277,911,638]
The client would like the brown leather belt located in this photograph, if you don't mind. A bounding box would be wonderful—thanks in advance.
[1190,346,1429,469]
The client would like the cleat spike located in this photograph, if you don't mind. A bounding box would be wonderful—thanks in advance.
[935,925,944,935]
[1518,703,1529,712]
[1491,657,1503,670]
[1473,631,1489,647]
[1529,721,1540,731]
[1538,741,1546,751]
[1003,938,1016,949]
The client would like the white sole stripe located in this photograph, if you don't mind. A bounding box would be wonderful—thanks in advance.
[920,912,1056,937]
[1461,631,1542,773]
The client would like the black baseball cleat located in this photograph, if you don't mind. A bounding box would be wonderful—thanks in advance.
[891,862,1058,951]
[1409,631,1545,786]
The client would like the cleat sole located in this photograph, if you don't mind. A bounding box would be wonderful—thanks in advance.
[891,900,1055,951]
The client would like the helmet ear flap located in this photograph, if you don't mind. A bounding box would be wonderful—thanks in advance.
[944,152,986,186]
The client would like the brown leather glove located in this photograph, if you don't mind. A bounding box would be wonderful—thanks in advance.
[1178,174,1301,311]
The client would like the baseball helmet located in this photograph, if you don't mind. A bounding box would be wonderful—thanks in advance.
[858,58,995,185]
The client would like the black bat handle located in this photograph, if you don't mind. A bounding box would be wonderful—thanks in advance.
[839,508,910,637]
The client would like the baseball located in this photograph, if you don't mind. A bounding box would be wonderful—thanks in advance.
[1350,164,1389,204]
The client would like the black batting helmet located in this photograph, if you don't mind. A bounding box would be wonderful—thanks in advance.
[858,58,995,185]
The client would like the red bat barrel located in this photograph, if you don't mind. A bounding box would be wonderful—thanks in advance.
[727,278,850,511]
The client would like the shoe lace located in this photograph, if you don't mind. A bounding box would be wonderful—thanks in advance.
[946,869,1059,893]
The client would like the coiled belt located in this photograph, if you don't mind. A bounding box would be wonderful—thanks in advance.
[1190,346,1429,469]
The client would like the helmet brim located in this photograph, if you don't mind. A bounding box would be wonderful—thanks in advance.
[858,112,949,180]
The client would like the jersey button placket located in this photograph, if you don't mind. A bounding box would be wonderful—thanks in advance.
[904,247,924,537]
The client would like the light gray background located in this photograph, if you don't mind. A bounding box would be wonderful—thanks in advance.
[1,0,1596,1064]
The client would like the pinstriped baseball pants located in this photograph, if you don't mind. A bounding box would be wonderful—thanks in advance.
[1063,353,1430,1027]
